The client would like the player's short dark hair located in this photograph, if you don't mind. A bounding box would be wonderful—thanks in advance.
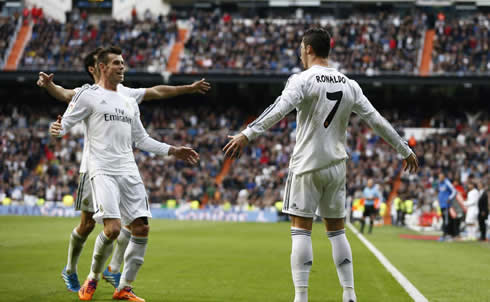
[83,47,103,81]
[302,28,331,58]
[97,46,123,66]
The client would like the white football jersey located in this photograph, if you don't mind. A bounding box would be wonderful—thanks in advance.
[242,65,412,175]
[75,84,146,173]
[61,85,160,177]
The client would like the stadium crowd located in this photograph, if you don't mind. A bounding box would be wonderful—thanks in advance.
[180,10,424,75]
[0,15,18,67]
[19,11,177,73]
[1,101,487,218]
[1,7,485,76]
[432,12,490,75]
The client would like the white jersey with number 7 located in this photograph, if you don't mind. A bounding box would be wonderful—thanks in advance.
[242,65,413,175]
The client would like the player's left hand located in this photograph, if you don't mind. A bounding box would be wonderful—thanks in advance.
[223,133,249,159]
[37,72,54,88]
[190,78,211,94]
[49,115,62,137]
[170,146,200,165]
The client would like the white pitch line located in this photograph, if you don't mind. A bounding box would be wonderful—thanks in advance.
[347,223,429,302]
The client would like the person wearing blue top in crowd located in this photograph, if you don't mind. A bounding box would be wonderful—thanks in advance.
[438,172,457,241]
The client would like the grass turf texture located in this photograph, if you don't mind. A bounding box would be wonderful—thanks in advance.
[0,217,487,301]
[360,224,490,302]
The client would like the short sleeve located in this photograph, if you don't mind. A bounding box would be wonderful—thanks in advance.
[118,84,146,104]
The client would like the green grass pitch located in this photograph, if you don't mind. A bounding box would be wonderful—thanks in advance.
[0,216,488,301]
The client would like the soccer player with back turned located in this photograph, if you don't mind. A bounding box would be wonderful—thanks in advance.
[224,28,418,302]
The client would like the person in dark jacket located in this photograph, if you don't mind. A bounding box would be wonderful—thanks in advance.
[477,182,488,241]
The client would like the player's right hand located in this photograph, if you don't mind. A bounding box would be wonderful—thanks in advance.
[37,72,54,88]
[169,146,200,165]
[190,78,211,94]
[49,115,62,137]
[223,133,249,159]
[403,153,419,173]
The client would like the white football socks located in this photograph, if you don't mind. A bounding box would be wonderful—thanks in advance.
[108,227,131,273]
[88,231,114,281]
[467,225,477,240]
[66,228,88,274]
[118,236,148,290]
[291,227,313,302]
[327,229,356,302]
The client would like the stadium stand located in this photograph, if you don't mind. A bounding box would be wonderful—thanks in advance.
[18,14,177,72]
[180,10,425,75]
[3,7,485,76]
[432,12,490,75]
[0,15,18,68]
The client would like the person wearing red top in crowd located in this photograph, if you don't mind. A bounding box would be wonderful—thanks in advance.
[22,6,30,25]
[454,179,466,200]
[389,38,396,50]
[131,6,137,21]
[223,13,231,23]
[31,5,41,23]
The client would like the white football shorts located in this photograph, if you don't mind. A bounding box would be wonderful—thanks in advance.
[91,174,151,226]
[282,160,346,219]
[75,173,95,212]
[465,207,478,224]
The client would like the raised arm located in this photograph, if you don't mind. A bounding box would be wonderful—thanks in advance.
[143,78,211,101]
[351,80,418,172]
[37,72,76,103]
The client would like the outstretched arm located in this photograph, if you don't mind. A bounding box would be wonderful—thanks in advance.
[37,72,76,103]
[143,78,211,101]
[223,96,295,159]
[131,109,199,164]
[351,80,418,172]
[224,74,304,159]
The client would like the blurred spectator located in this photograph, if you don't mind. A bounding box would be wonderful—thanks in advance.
[0,16,18,65]
[478,182,488,241]
[437,172,457,240]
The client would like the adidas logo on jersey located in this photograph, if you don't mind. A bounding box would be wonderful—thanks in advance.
[100,100,107,105]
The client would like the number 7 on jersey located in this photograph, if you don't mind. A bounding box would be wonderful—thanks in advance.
[324,91,343,128]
